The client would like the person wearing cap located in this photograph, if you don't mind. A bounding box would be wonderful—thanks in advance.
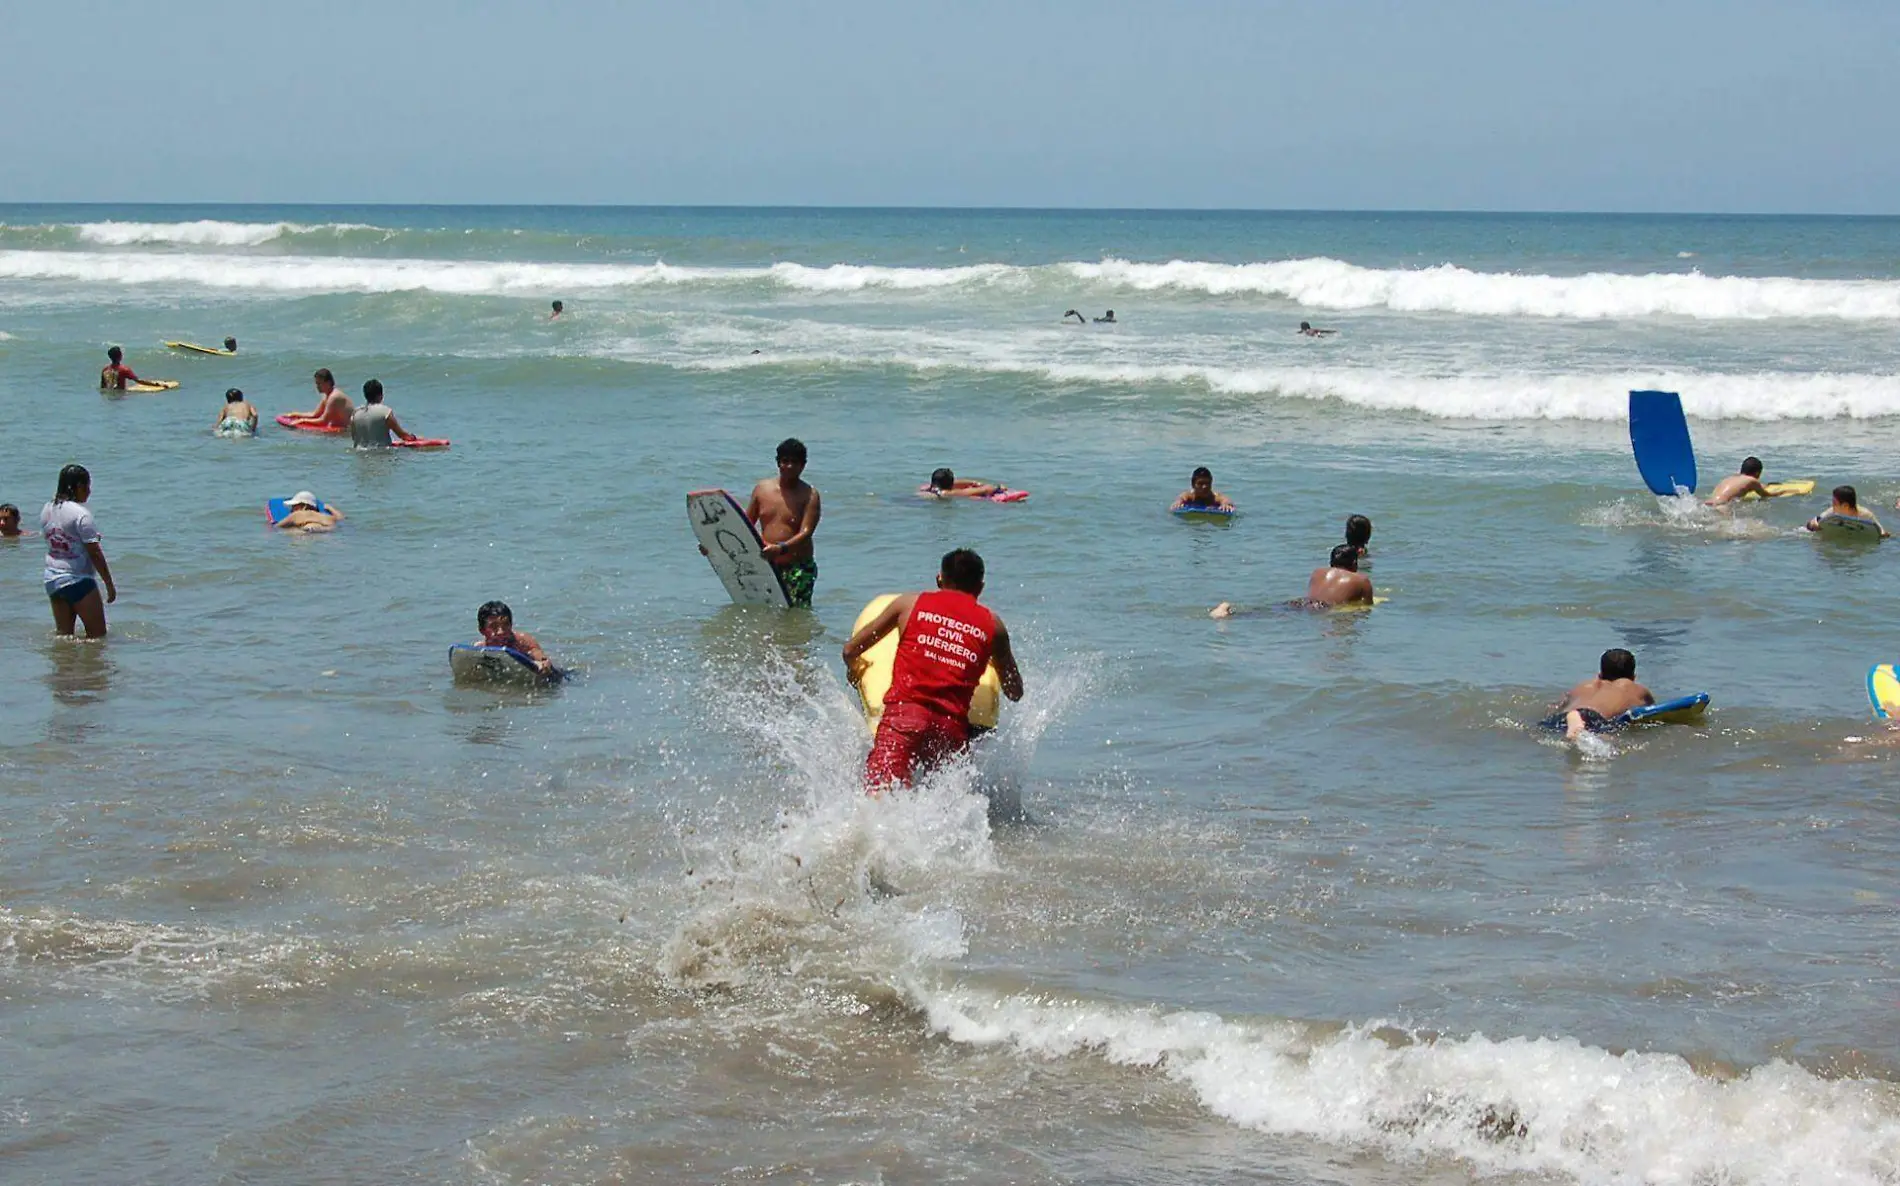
[274,492,344,532]
[213,388,258,437]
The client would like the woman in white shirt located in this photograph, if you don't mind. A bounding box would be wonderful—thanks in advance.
[40,464,117,638]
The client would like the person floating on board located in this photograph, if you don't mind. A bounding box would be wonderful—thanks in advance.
[1345,513,1373,557]
[747,438,822,608]
[41,463,116,638]
[924,468,1007,499]
[475,600,557,677]
[213,388,259,436]
[1705,457,1771,506]
[1298,321,1337,337]
[272,491,344,532]
[348,379,420,448]
[1543,648,1654,740]
[1806,485,1890,537]
[99,346,162,391]
[550,300,563,319]
[1210,543,1375,618]
[1172,466,1235,512]
[1093,310,1117,323]
[222,336,238,353]
[1062,309,1086,324]
[843,548,1025,792]
[284,368,354,428]
[0,503,27,538]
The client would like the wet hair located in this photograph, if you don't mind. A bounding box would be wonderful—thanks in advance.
[1345,514,1373,548]
[1599,648,1637,681]
[477,600,513,629]
[224,337,237,351]
[225,387,245,403]
[551,300,563,312]
[1300,322,1312,331]
[54,463,90,505]
[776,438,807,465]
[107,346,123,362]
[362,378,384,404]
[0,503,17,521]
[1329,543,1359,570]
[1834,484,1858,509]
[314,367,335,385]
[1740,456,1762,477]
[940,548,985,593]
[930,467,956,490]
[1191,466,1212,483]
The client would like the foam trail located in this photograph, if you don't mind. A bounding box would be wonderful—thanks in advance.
[1066,257,1900,320]
[71,220,372,247]
[919,985,1900,1185]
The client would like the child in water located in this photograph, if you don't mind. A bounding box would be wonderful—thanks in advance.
[1345,514,1373,556]
[0,502,26,538]
[476,601,557,676]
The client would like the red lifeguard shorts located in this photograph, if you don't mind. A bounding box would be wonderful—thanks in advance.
[864,701,970,792]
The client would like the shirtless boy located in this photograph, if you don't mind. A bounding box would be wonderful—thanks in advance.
[924,468,1005,499]
[1210,543,1373,617]
[214,388,259,435]
[285,368,354,428]
[1172,467,1234,511]
[747,438,822,607]
[476,600,556,676]
[1706,457,1770,506]
[1806,485,1890,537]
[1545,648,1653,740]
[0,503,25,538]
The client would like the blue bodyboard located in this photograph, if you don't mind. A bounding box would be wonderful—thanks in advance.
[1619,692,1709,726]
[448,644,563,685]
[1629,390,1697,496]
[265,496,329,524]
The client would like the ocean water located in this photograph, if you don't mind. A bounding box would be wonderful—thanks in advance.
[3,204,1899,1185]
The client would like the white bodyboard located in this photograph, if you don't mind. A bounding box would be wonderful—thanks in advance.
[686,489,791,607]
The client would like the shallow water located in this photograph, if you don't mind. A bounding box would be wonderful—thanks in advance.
[3,205,1900,1184]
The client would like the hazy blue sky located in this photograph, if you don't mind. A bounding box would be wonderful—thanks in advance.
[6,0,1896,212]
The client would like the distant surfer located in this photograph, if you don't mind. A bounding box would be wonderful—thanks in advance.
[0,503,26,538]
[284,368,354,428]
[1345,513,1373,557]
[923,468,1007,499]
[746,438,822,607]
[550,300,563,319]
[41,464,116,638]
[1093,310,1117,324]
[1543,649,1653,740]
[1210,543,1373,618]
[1298,321,1337,337]
[1806,485,1890,537]
[348,379,420,448]
[272,491,344,533]
[475,601,557,677]
[843,548,1025,792]
[1172,467,1235,511]
[213,388,258,437]
[1705,457,1770,506]
[99,346,161,391]
[1062,309,1086,325]
[222,336,238,353]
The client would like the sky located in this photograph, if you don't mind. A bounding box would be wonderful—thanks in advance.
[4,0,1897,213]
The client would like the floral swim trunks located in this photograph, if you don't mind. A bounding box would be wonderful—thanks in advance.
[778,557,817,608]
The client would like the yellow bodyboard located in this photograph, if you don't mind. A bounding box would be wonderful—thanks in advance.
[850,593,1001,729]
[164,341,234,356]
[124,380,179,392]
[1742,479,1815,501]
[1869,664,1900,720]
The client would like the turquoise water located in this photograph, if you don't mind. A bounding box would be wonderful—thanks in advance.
[3,205,1900,1184]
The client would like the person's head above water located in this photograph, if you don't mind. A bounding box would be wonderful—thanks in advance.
[1740,456,1763,477]
[776,437,807,475]
[0,503,18,531]
[55,463,91,504]
[938,547,985,595]
[1345,514,1373,549]
[362,378,384,405]
[224,336,238,352]
[225,387,245,404]
[1834,484,1859,509]
[1328,543,1360,571]
[1599,648,1637,681]
[313,367,335,390]
[106,346,123,363]
[551,300,563,314]
[477,600,514,633]
[1300,322,1312,331]
[286,490,321,510]
[930,467,956,490]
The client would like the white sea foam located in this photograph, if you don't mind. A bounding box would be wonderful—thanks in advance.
[1065,257,1900,320]
[6,246,1899,320]
[917,985,1900,1185]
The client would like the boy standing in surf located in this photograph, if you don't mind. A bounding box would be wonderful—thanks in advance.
[746,438,822,608]
[98,346,162,391]
[844,549,1025,792]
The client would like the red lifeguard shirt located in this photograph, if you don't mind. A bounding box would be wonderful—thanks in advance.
[884,589,997,720]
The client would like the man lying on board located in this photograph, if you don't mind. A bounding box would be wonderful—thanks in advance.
[923,468,1008,499]
[1705,457,1770,506]
[1544,648,1654,740]
[1806,485,1890,537]
[1211,544,1373,618]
